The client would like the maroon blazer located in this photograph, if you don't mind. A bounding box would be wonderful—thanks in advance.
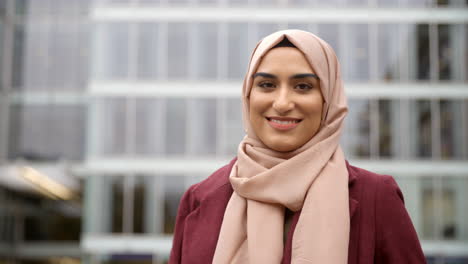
[169,159,426,264]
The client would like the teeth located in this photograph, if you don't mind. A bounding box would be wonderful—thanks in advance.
[270,119,298,124]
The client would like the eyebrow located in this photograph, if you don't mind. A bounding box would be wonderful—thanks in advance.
[253,72,320,80]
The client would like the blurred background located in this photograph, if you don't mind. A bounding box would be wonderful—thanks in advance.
[0,0,467,263]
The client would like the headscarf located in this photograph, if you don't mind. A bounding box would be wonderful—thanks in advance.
[213,29,350,264]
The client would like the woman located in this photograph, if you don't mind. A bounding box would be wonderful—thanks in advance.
[169,30,426,264]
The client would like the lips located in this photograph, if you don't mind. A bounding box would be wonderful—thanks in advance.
[266,116,302,131]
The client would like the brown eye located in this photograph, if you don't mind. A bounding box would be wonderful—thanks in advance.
[257,81,275,89]
[295,83,313,91]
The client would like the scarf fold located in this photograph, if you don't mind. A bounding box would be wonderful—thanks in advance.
[213,30,350,264]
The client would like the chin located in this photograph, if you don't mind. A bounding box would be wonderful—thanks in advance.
[266,141,299,152]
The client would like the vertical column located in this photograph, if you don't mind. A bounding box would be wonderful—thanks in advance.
[216,98,227,157]
[83,175,112,234]
[369,100,379,159]
[144,175,164,234]
[431,100,441,159]
[186,23,197,157]
[0,0,14,163]
[461,101,468,159]
[399,99,411,159]
[450,25,464,81]
[122,175,135,233]
[369,23,378,82]
[429,24,439,81]
[454,176,468,240]
[399,177,423,236]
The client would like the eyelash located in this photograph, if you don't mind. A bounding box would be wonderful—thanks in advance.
[256,81,314,92]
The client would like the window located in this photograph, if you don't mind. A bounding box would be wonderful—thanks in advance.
[257,23,281,42]
[378,99,395,158]
[135,99,165,156]
[415,24,430,81]
[8,104,86,161]
[163,175,187,234]
[377,24,401,81]
[165,98,187,155]
[414,100,432,158]
[227,23,249,80]
[317,24,341,60]
[195,23,218,80]
[136,23,159,80]
[93,23,130,80]
[344,24,370,81]
[187,98,218,155]
[168,23,189,80]
[440,100,463,159]
[438,24,452,80]
[343,99,371,158]
[98,98,127,155]
[223,98,244,156]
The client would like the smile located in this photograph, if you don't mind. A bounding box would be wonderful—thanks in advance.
[266,117,302,131]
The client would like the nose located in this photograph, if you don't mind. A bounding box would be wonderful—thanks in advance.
[272,88,294,114]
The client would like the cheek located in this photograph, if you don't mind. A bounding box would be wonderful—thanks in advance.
[249,92,269,119]
[301,97,324,122]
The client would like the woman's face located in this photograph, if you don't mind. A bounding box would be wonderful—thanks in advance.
[249,47,323,152]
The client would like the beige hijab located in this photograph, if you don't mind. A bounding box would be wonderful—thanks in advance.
[213,30,349,264]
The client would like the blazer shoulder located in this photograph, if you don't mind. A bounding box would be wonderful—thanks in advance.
[347,162,394,186]
[190,157,236,203]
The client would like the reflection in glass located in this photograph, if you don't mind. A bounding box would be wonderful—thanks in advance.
[168,23,188,80]
[111,177,124,233]
[257,23,281,40]
[405,0,432,7]
[256,0,281,6]
[346,99,370,158]
[466,25,468,82]
[196,23,218,80]
[344,24,369,81]
[224,98,244,156]
[228,0,249,5]
[8,105,86,161]
[378,100,393,158]
[166,98,186,155]
[288,0,311,6]
[438,24,452,80]
[422,177,457,240]
[416,100,432,158]
[135,99,164,156]
[440,100,464,159]
[133,177,146,234]
[136,23,159,80]
[416,24,430,81]
[346,0,367,7]
[377,0,400,7]
[227,23,249,80]
[287,23,312,34]
[100,98,127,155]
[377,24,400,81]
[317,24,341,60]
[198,0,218,5]
[164,175,186,234]
[0,1,5,16]
[0,22,3,90]
[189,99,217,155]
[12,24,25,89]
[93,23,130,80]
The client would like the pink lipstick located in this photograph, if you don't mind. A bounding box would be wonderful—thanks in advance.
[266,116,302,131]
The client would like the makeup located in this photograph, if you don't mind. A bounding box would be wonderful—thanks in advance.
[266,117,301,131]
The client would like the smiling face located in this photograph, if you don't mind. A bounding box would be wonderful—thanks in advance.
[249,47,324,152]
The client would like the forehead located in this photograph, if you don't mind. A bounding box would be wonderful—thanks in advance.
[256,47,314,73]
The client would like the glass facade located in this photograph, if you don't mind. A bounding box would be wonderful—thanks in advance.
[0,0,467,263]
